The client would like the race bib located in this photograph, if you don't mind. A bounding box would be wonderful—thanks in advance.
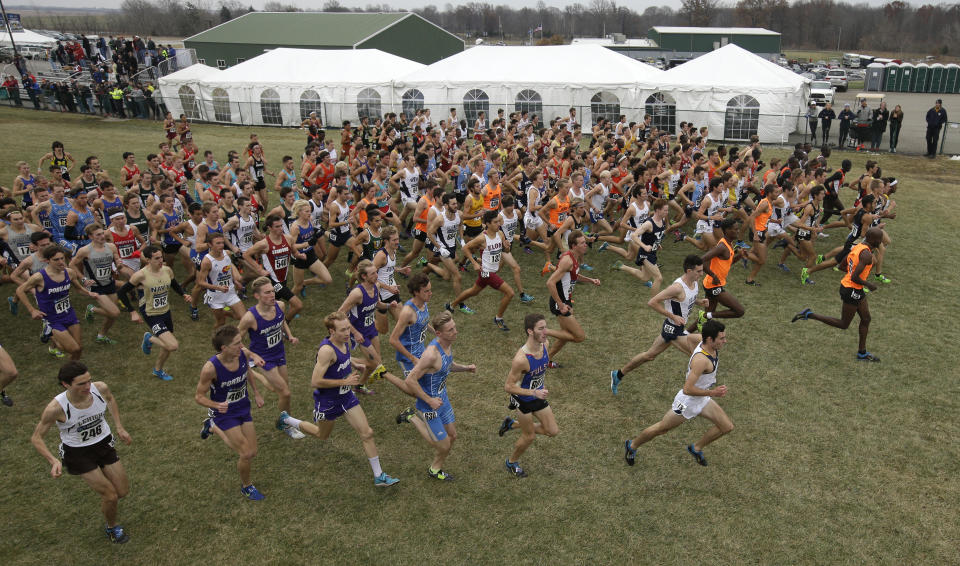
[797,228,811,238]
[273,256,288,270]
[363,314,374,327]
[17,244,30,258]
[96,266,112,280]
[266,330,282,348]
[153,292,168,309]
[226,384,246,403]
[118,244,134,257]
[54,297,71,314]
[338,385,352,394]
[530,376,544,390]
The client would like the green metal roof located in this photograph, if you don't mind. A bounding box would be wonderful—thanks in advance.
[184,12,410,47]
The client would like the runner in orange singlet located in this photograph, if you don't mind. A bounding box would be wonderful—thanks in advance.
[690,218,746,332]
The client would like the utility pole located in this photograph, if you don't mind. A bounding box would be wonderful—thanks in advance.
[836,26,841,52]
[0,0,18,55]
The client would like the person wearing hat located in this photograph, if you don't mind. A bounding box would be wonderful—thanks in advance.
[818,102,836,147]
[837,102,854,149]
[925,99,947,158]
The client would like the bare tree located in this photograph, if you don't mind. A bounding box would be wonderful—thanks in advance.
[680,0,717,27]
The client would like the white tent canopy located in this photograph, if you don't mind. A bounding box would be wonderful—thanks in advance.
[0,29,57,47]
[158,64,223,120]
[193,48,424,126]
[653,43,810,142]
[393,44,664,126]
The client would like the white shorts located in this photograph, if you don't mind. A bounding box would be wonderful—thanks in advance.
[695,220,714,235]
[401,194,417,207]
[204,291,241,310]
[766,222,786,238]
[523,213,543,230]
[671,390,710,420]
[783,214,799,229]
[120,258,141,272]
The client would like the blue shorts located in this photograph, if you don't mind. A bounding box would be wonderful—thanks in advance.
[415,390,454,442]
[189,249,206,268]
[261,355,286,372]
[313,391,360,422]
[589,209,604,224]
[635,250,657,267]
[396,355,416,376]
[47,311,80,332]
[55,239,79,254]
[209,407,252,431]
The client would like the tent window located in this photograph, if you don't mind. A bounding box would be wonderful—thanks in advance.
[590,91,620,126]
[178,85,201,120]
[211,88,231,122]
[260,88,282,125]
[514,89,542,116]
[357,88,381,121]
[197,58,205,65]
[401,89,424,121]
[299,90,322,122]
[463,89,489,130]
[645,92,676,134]
[216,59,226,70]
[724,95,760,141]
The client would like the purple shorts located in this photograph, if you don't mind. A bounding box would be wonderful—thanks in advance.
[313,391,360,422]
[350,328,377,349]
[47,310,80,332]
[209,407,252,432]
[261,355,287,372]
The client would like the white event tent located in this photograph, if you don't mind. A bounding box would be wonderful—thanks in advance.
[393,44,664,126]
[158,63,222,120]
[187,48,424,126]
[0,29,57,47]
[653,43,810,142]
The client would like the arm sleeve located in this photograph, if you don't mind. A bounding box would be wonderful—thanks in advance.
[64,224,80,240]
[117,282,136,312]
[170,278,185,296]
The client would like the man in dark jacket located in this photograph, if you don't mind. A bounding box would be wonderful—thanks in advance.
[870,101,889,151]
[818,102,836,147]
[925,99,948,158]
[837,103,854,149]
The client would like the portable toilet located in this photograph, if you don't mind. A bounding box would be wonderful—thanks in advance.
[898,63,914,92]
[929,64,946,93]
[912,63,929,92]
[884,63,900,91]
[866,62,884,91]
[946,64,960,93]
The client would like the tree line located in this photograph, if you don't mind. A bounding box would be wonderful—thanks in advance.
[18,0,960,56]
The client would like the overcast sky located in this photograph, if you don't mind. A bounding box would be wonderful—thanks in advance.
[9,0,904,12]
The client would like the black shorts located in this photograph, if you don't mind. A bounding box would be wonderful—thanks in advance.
[839,285,865,305]
[377,293,399,313]
[91,281,117,295]
[635,251,657,267]
[795,228,813,242]
[271,280,294,301]
[142,310,173,336]
[549,297,572,317]
[61,434,119,475]
[161,242,182,255]
[705,285,725,298]
[411,229,427,242]
[509,395,549,414]
[464,224,483,238]
[292,248,318,270]
[328,229,351,248]
[660,319,687,342]
[755,230,767,244]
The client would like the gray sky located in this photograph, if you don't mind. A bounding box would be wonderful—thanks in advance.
[8,0,903,12]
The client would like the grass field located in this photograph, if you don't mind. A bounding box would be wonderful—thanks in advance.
[1,107,958,565]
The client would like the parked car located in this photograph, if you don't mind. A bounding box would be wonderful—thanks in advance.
[810,67,830,80]
[826,68,848,92]
[808,80,836,106]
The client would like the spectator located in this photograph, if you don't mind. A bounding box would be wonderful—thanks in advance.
[95,82,110,116]
[24,76,41,109]
[41,80,57,111]
[130,83,146,118]
[143,83,158,119]
[13,54,27,76]
[837,102,854,149]
[79,82,94,114]
[97,36,107,59]
[147,37,156,61]
[888,104,903,154]
[109,83,125,117]
[818,102,836,147]
[925,98,947,158]
[805,103,818,144]
[870,101,889,152]
[71,81,87,113]
[167,45,177,71]
[3,75,23,107]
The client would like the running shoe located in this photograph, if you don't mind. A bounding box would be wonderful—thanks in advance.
[104,525,130,544]
[301,287,308,298]
[744,280,761,286]
[40,319,52,343]
[546,361,562,369]
[95,335,117,345]
[275,410,291,432]
[519,292,535,303]
[200,417,212,440]
[696,311,707,333]
[284,425,305,439]
[800,267,810,285]
[505,460,528,478]
[777,263,791,273]
[673,229,686,243]
[444,302,453,313]
[374,472,400,487]
[458,304,475,315]
[396,407,415,424]
[624,439,636,466]
[428,468,454,481]
[832,265,841,272]
[141,332,153,355]
[687,444,708,466]
[817,232,829,239]
[240,485,265,501]
[598,241,609,252]
[523,246,533,254]
[540,262,553,276]
[610,260,623,272]
[48,347,65,358]
[856,351,881,363]
[1,390,12,407]
[354,384,375,395]
[791,308,812,323]
[580,263,594,271]
[815,254,824,265]
[369,364,387,383]
[416,256,428,267]
[494,317,509,332]
[733,240,751,250]
[7,296,17,316]
[152,369,173,381]
[190,306,199,321]
[874,273,891,284]
[498,417,515,437]
[610,370,622,395]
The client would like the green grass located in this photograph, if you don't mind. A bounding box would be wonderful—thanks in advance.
[1,107,959,565]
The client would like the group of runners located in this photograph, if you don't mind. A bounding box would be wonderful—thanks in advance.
[1,107,899,544]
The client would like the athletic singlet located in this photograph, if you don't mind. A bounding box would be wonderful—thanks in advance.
[348,284,378,333]
[480,232,503,276]
[414,195,436,233]
[754,198,774,231]
[548,194,571,228]
[397,299,429,360]
[110,226,138,261]
[516,344,548,402]
[417,338,453,397]
[847,208,868,243]
[52,155,70,180]
[840,243,873,290]
[376,249,397,300]
[248,303,285,361]
[483,183,502,211]
[308,200,324,230]
[554,251,579,303]
[685,343,718,391]
[18,174,37,206]
[161,210,180,245]
[100,196,123,224]
[207,354,250,413]
[705,238,734,289]
[499,209,519,242]
[5,224,34,262]
[55,382,111,448]
[590,183,610,213]
[125,211,149,240]
[313,338,352,402]
[36,269,73,318]
[639,217,666,254]
[49,199,73,237]
[250,157,266,188]
[262,235,290,283]
[361,227,382,261]
[665,276,699,324]
[463,194,484,228]
[626,200,650,230]
[279,169,297,190]
[293,221,315,246]
[71,206,96,246]
[83,245,115,286]
[140,267,172,316]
